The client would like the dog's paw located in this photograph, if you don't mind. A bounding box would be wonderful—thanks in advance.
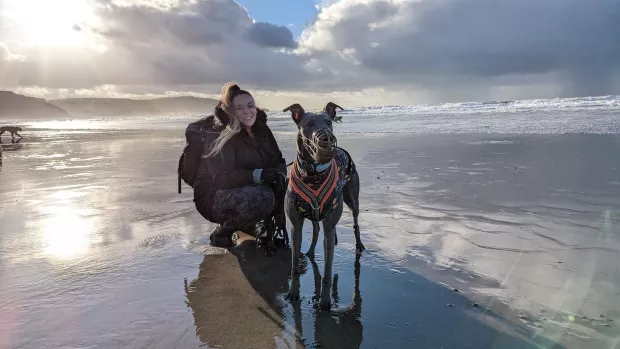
[356,243,366,255]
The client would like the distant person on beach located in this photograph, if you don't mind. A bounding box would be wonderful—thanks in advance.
[193,83,287,247]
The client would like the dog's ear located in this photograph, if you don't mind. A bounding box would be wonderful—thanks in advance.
[283,103,305,124]
[323,102,344,120]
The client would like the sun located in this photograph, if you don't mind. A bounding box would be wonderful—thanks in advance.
[1,0,100,47]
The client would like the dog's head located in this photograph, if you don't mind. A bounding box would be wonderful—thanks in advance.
[283,102,344,164]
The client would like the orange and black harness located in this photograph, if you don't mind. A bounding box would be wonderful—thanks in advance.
[288,147,353,221]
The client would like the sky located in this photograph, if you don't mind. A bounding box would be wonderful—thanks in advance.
[1,0,620,108]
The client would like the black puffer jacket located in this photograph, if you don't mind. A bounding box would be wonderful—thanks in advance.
[193,105,287,221]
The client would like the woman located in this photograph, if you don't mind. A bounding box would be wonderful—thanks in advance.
[193,82,287,247]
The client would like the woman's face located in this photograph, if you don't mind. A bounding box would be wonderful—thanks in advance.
[232,94,257,128]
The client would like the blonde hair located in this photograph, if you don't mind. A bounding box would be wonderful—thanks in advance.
[207,82,251,157]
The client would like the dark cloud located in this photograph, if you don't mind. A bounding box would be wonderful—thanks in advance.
[299,0,620,96]
[96,2,230,46]
[245,22,296,48]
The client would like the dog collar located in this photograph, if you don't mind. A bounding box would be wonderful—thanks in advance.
[295,154,332,176]
[314,161,331,172]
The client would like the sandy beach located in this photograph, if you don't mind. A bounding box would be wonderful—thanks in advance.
[1,128,619,348]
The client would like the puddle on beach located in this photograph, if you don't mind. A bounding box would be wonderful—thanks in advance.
[1,131,620,348]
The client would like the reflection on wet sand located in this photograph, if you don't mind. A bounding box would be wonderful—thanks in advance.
[184,236,296,349]
[184,233,563,349]
[0,137,24,168]
[0,137,24,152]
[185,236,365,349]
[39,201,94,260]
[302,254,363,349]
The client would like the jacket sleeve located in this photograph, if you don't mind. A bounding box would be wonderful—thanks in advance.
[266,126,287,176]
[207,143,254,189]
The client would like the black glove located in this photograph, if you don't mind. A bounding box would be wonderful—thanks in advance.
[261,168,279,184]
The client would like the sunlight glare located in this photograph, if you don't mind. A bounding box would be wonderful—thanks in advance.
[40,203,93,260]
[31,119,100,130]
[2,0,99,46]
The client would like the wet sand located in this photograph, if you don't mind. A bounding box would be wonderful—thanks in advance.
[1,130,619,348]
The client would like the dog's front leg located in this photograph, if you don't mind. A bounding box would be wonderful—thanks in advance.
[286,202,304,301]
[288,220,303,300]
[306,221,320,258]
[320,223,336,310]
[319,201,343,310]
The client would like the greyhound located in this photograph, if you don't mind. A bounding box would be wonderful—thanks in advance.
[283,102,365,310]
[0,126,23,139]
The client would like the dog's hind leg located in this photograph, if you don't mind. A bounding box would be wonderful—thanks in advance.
[343,172,365,254]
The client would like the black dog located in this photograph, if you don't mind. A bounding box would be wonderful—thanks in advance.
[283,102,365,310]
[0,126,23,140]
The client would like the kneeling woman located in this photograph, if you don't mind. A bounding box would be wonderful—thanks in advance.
[193,83,287,247]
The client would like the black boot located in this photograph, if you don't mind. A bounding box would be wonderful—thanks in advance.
[239,223,260,237]
[209,224,236,248]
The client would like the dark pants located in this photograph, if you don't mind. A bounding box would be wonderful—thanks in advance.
[210,184,276,228]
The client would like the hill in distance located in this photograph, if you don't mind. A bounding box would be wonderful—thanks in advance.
[49,96,219,117]
[0,91,71,119]
[0,91,219,119]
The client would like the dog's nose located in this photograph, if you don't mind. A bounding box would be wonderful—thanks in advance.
[317,131,330,143]
[313,129,337,149]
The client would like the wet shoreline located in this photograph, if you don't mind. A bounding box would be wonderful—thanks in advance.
[1,130,619,348]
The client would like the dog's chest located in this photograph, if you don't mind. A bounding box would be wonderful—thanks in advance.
[288,148,352,221]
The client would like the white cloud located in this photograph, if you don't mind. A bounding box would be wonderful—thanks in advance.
[0,43,25,61]
[1,0,316,92]
[1,0,620,106]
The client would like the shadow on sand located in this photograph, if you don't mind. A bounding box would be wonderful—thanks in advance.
[185,237,566,349]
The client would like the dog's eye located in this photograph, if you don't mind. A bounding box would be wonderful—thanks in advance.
[307,120,316,127]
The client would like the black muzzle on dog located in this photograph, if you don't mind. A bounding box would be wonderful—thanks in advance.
[303,128,338,164]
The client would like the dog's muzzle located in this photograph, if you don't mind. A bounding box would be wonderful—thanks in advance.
[304,128,337,164]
